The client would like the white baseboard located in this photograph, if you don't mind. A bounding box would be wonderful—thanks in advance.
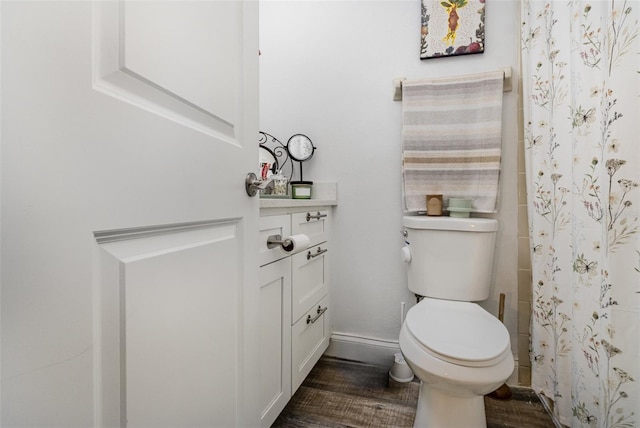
[324,332,401,368]
[324,332,519,385]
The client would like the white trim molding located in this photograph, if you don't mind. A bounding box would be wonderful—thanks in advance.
[324,332,519,385]
[325,332,401,368]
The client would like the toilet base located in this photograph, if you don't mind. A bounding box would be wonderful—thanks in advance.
[413,381,486,428]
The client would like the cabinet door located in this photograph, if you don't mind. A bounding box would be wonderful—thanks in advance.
[291,243,329,323]
[291,210,329,247]
[259,258,292,427]
[291,295,330,393]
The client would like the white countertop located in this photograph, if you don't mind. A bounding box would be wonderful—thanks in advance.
[259,182,337,208]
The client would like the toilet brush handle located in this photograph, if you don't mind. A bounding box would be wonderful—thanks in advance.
[498,293,505,323]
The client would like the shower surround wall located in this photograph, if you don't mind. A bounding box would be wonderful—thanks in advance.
[260,0,522,382]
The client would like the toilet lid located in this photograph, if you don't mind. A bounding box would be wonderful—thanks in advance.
[405,298,510,367]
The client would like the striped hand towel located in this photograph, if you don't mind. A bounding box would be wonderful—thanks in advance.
[402,70,503,213]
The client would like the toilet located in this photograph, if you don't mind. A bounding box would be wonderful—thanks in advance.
[399,216,514,428]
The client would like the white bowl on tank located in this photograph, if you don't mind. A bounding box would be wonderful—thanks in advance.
[399,216,512,428]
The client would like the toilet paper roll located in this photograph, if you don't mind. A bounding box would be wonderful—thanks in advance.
[281,234,310,255]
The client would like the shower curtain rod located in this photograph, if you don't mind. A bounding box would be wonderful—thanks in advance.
[392,66,512,101]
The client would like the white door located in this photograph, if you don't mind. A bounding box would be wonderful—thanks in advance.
[1,1,260,426]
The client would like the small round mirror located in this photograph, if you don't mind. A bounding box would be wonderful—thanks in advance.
[287,134,315,162]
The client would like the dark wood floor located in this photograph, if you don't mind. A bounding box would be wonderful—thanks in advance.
[273,357,556,428]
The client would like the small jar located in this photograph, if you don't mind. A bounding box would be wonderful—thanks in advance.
[290,181,313,199]
[272,172,288,196]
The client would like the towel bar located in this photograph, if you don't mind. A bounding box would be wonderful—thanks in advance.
[393,66,512,101]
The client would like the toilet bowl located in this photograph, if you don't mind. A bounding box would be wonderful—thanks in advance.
[399,298,514,428]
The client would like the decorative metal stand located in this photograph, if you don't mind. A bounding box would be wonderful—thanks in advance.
[259,131,293,181]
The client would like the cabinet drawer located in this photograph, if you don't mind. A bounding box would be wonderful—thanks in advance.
[291,242,329,323]
[291,295,329,394]
[259,215,291,267]
[291,210,329,247]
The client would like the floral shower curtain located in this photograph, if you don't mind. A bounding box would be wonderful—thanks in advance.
[521,0,639,426]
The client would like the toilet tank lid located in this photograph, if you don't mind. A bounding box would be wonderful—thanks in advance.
[402,216,498,232]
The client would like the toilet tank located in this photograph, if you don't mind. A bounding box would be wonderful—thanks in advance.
[402,216,498,301]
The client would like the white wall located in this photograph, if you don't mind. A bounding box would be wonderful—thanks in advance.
[260,0,520,367]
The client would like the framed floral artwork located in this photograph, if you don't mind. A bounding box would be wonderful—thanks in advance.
[420,0,486,59]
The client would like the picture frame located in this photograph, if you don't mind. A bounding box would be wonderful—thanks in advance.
[420,0,486,59]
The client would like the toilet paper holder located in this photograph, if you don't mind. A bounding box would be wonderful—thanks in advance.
[267,233,311,254]
[267,234,294,251]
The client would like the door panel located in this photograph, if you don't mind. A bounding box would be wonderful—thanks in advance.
[1,1,259,426]
[93,1,239,138]
[123,1,238,120]
[97,221,240,427]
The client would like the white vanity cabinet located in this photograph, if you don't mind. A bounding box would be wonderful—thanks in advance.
[290,213,329,392]
[258,207,331,427]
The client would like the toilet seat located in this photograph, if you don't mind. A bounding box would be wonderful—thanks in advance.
[405,298,510,367]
